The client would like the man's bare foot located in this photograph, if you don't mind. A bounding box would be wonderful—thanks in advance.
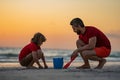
[76,64,90,69]
[95,59,106,69]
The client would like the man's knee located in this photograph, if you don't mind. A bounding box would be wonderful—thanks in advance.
[82,51,88,57]
[82,50,96,58]
[76,39,85,47]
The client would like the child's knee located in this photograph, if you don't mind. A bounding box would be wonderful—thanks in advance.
[38,52,43,59]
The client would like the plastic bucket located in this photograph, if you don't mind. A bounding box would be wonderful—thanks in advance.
[53,57,63,69]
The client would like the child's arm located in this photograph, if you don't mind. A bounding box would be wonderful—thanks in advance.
[41,51,48,68]
[40,51,48,68]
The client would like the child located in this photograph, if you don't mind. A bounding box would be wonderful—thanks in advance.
[18,32,48,69]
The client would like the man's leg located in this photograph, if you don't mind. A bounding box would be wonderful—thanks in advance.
[76,40,106,69]
[89,47,110,69]
[76,50,96,69]
[76,39,85,60]
[76,40,91,68]
[80,50,106,69]
[89,56,106,69]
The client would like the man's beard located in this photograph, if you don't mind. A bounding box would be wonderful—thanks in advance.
[76,30,81,35]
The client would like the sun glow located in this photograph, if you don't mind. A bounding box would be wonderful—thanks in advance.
[0,0,120,51]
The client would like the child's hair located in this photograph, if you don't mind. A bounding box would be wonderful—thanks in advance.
[31,32,46,44]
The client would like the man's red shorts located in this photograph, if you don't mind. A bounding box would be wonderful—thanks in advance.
[94,47,111,58]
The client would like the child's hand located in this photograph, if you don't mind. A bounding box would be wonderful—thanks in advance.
[39,65,43,69]
[44,65,48,69]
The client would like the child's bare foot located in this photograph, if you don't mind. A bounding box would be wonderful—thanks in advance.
[27,66,37,69]
[95,59,106,69]
[76,64,90,69]
[39,65,43,69]
[44,65,48,69]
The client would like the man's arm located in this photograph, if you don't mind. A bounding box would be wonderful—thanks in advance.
[71,37,96,57]
[79,36,96,51]
[74,36,96,53]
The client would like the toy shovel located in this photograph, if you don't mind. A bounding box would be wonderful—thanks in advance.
[63,55,78,69]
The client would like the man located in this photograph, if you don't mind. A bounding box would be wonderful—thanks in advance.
[70,18,111,69]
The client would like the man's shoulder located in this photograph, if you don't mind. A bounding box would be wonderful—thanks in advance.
[85,26,96,28]
[85,26,97,30]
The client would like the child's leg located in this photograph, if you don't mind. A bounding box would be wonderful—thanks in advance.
[20,53,36,68]
[37,50,43,59]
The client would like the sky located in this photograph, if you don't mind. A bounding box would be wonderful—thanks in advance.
[0,0,120,51]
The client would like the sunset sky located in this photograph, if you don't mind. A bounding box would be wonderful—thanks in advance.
[0,0,120,51]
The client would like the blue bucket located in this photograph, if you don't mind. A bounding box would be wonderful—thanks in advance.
[53,57,63,69]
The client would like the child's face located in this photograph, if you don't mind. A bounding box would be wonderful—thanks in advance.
[38,40,43,46]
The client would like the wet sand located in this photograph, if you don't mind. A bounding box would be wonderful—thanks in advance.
[0,61,120,80]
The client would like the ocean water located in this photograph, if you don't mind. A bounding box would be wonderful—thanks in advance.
[0,47,120,62]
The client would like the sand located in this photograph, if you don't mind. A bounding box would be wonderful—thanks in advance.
[0,61,120,80]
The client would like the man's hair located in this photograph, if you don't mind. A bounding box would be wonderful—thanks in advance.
[70,18,85,28]
[31,32,46,44]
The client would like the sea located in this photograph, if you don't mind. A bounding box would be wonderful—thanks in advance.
[0,47,120,63]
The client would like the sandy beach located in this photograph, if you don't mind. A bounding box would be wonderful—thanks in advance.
[0,61,120,80]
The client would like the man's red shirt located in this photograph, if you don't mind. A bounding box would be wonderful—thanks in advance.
[79,26,111,49]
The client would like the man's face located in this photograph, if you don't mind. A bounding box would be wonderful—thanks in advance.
[72,25,81,35]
